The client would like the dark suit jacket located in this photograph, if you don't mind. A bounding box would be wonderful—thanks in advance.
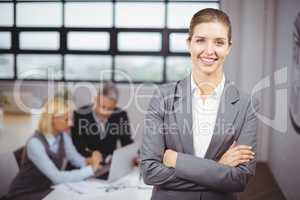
[71,104,133,159]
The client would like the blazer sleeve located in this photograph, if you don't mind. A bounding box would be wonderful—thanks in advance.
[140,89,207,191]
[174,98,259,192]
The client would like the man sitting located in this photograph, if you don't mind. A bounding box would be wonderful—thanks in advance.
[71,82,133,164]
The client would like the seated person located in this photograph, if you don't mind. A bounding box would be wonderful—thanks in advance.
[7,97,102,200]
[71,82,133,164]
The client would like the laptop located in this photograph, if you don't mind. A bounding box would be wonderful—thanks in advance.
[95,143,139,183]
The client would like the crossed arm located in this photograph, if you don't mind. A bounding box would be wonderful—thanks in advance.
[140,90,259,192]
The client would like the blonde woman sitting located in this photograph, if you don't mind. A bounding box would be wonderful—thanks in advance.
[7,97,102,200]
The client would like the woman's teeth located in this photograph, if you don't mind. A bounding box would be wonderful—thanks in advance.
[200,57,216,65]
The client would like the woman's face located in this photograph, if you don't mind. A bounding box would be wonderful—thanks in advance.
[187,21,231,76]
[52,112,72,134]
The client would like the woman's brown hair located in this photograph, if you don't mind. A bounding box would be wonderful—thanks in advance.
[188,8,232,44]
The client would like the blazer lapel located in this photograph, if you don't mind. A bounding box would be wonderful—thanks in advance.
[204,80,240,159]
[174,76,194,155]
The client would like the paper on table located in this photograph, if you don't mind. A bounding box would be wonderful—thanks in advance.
[48,168,152,199]
[43,186,80,200]
[53,179,108,195]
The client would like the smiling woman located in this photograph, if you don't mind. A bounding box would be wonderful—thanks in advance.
[141,8,259,200]
[187,8,232,93]
[188,22,231,86]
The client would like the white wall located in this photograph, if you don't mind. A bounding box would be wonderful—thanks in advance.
[268,0,300,199]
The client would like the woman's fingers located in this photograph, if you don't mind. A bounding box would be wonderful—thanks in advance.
[219,144,255,167]
[228,154,251,166]
[236,159,251,166]
[229,145,253,156]
[230,152,255,167]
[223,144,252,157]
[219,143,255,167]
[239,154,254,160]
[231,148,255,160]
[229,141,237,149]
[232,159,250,167]
[232,145,252,151]
[232,149,255,156]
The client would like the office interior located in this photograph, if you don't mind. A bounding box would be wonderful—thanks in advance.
[0,0,299,199]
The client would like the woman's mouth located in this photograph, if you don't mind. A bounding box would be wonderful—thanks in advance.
[200,57,217,65]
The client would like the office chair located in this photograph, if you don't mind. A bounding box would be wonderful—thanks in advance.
[0,151,19,198]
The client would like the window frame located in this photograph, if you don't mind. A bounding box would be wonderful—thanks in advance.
[0,0,219,83]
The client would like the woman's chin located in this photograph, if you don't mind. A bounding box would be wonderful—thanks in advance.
[64,127,71,132]
[195,65,218,75]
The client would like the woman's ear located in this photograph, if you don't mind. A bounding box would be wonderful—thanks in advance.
[227,41,233,54]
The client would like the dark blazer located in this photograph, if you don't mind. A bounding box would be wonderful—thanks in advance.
[141,75,259,200]
[71,105,133,159]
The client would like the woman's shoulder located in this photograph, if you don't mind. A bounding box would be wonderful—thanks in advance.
[26,135,45,152]
[61,132,72,143]
[229,83,260,110]
[26,132,52,151]
[152,81,178,98]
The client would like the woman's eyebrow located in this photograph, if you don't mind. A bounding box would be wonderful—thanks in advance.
[193,36,205,38]
[193,36,227,40]
[215,37,227,40]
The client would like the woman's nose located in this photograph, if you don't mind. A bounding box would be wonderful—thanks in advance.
[203,43,215,55]
[67,118,73,127]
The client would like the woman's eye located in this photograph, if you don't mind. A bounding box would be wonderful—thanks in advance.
[215,41,225,46]
[196,39,205,43]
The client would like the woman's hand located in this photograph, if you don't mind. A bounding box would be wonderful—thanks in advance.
[218,141,255,167]
[132,155,141,167]
[163,149,178,168]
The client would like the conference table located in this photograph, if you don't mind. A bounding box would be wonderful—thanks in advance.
[43,168,153,200]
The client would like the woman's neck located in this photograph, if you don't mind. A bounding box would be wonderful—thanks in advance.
[192,67,224,96]
[51,129,62,136]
